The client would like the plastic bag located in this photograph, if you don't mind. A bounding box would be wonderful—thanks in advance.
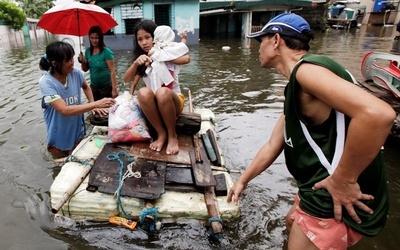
[107,92,151,143]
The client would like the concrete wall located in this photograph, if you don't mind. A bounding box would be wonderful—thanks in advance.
[361,0,377,24]
[174,0,199,44]
[359,0,400,25]
[0,25,25,48]
[0,23,48,49]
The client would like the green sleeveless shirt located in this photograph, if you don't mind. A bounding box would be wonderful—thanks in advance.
[284,53,388,237]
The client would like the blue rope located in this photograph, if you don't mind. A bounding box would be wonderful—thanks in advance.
[139,207,159,233]
[207,217,223,240]
[107,151,135,218]
[67,154,95,167]
[64,132,103,166]
[208,217,223,226]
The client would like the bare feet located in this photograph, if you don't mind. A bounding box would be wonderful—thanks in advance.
[149,133,166,152]
[166,136,179,155]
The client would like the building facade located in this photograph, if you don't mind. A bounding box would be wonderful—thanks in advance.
[92,0,323,50]
[95,0,200,50]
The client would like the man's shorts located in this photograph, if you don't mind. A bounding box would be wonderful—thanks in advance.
[290,195,362,250]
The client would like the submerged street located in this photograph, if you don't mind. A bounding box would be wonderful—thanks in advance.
[0,24,399,249]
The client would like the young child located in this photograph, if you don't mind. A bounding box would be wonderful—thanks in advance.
[146,25,189,92]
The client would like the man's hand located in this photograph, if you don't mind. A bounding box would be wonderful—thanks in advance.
[227,180,247,205]
[313,174,374,224]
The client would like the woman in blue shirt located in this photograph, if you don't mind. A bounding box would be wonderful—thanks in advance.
[39,41,115,158]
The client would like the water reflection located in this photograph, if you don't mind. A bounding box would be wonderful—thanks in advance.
[0,25,399,249]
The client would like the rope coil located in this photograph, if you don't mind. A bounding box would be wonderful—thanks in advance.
[106,151,136,218]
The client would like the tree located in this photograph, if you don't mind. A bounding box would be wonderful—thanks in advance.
[17,0,54,19]
[0,1,26,30]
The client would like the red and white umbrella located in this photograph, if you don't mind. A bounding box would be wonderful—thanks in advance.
[38,2,118,49]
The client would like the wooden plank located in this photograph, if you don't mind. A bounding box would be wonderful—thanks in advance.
[201,133,217,164]
[206,129,222,166]
[189,148,216,187]
[128,134,192,165]
[165,184,202,192]
[187,90,216,187]
[117,159,166,200]
[186,90,223,235]
[214,173,227,196]
[87,144,166,199]
[165,167,194,185]
[146,112,201,135]
[204,187,223,235]
[176,111,202,134]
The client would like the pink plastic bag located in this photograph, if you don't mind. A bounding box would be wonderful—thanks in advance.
[107,92,151,143]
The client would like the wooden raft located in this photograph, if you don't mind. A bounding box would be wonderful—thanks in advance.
[87,107,227,194]
[86,100,225,236]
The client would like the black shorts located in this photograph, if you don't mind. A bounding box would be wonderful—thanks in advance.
[91,83,112,101]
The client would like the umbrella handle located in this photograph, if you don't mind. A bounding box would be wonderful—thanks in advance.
[77,9,82,53]
[76,9,82,53]
[77,9,80,37]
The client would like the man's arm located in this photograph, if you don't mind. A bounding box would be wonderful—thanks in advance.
[227,113,285,204]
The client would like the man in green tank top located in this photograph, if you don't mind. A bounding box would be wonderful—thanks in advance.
[227,13,395,249]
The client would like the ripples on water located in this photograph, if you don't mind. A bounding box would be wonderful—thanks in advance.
[0,26,399,249]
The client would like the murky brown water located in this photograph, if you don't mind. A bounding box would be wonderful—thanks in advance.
[0,25,399,249]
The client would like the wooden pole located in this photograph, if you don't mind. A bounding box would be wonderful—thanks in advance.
[188,90,223,236]
[204,187,223,235]
[51,165,91,213]
[188,90,201,162]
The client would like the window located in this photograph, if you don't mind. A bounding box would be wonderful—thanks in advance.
[121,3,144,35]
[154,4,171,26]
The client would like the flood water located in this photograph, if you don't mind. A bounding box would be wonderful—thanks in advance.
[0,25,399,249]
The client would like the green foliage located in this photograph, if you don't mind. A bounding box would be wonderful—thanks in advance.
[17,0,54,19]
[0,1,26,30]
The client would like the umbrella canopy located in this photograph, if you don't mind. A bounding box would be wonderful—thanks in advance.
[37,2,118,37]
